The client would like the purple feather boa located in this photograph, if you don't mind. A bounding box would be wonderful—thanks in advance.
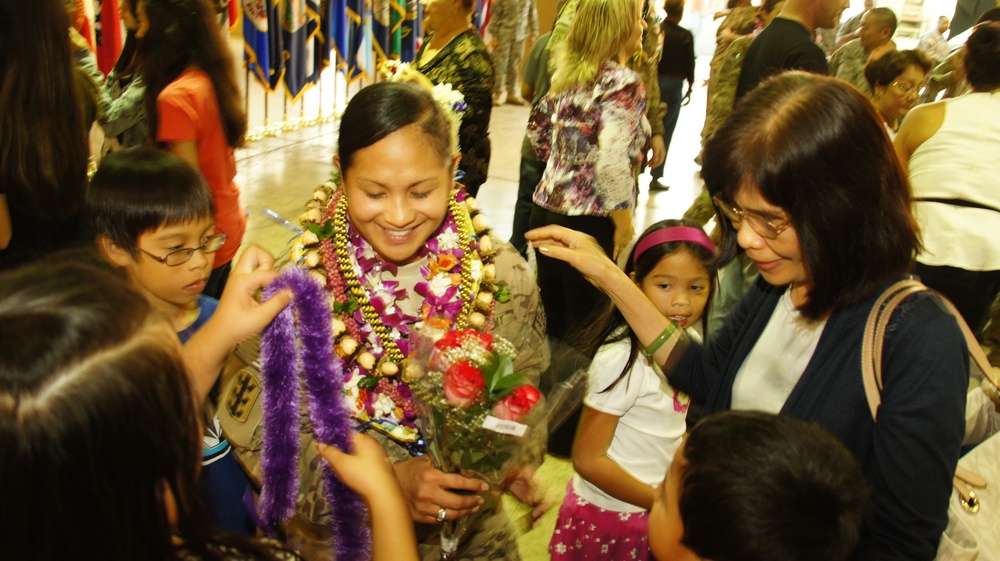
[259,267,372,560]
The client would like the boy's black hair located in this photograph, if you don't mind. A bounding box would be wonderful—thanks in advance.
[86,148,215,257]
[679,411,869,561]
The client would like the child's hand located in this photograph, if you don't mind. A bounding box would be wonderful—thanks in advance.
[214,245,293,345]
[504,466,549,527]
[318,433,420,561]
[316,433,398,502]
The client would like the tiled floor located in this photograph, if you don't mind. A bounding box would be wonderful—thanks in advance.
[234,56,715,261]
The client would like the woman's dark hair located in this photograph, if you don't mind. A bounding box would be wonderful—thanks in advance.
[138,0,247,148]
[113,0,142,79]
[976,7,1000,24]
[0,0,88,221]
[677,411,868,561]
[86,148,216,257]
[578,219,719,393]
[864,49,932,90]
[703,72,920,319]
[964,22,1000,92]
[337,81,452,174]
[760,0,785,15]
[0,257,293,561]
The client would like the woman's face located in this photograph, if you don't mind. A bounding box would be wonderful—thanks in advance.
[874,64,926,126]
[119,0,138,31]
[133,0,150,38]
[731,186,809,292]
[340,124,456,266]
[421,0,459,33]
[619,2,648,61]
[635,248,711,330]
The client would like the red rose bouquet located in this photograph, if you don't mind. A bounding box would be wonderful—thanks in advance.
[406,326,544,558]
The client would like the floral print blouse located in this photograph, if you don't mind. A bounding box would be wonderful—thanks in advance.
[528,61,650,216]
[416,29,495,197]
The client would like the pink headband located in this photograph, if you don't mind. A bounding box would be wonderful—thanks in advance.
[633,226,716,269]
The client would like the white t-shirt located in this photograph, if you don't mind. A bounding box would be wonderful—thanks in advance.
[573,336,689,512]
[732,288,827,412]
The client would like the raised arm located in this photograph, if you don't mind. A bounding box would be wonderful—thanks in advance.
[182,246,292,402]
[317,433,420,561]
[525,225,687,368]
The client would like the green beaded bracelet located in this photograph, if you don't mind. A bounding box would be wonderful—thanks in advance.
[643,322,679,357]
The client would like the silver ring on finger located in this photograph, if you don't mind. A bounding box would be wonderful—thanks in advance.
[436,507,447,523]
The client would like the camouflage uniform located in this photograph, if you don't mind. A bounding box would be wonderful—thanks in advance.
[489,0,538,96]
[217,237,548,561]
[828,38,874,96]
[700,6,757,148]
[686,34,754,227]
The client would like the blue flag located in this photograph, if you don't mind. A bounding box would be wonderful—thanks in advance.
[400,0,421,62]
[243,0,283,91]
[281,0,320,100]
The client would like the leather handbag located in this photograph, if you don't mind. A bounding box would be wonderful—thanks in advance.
[861,280,1000,561]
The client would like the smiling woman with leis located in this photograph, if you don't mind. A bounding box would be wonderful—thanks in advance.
[217,81,547,561]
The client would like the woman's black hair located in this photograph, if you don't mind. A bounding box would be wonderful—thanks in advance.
[0,256,294,561]
[964,22,1000,92]
[577,219,719,393]
[0,0,88,222]
[864,49,932,90]
[112,0,142,79]
[138,0,247,148]
[86,148,216,257]
[336,81,453,174]
[677,411,868,561]
[703,72,920,320]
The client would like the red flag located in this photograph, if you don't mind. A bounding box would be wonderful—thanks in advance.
[96,0,123,75]
[69,0,96,51]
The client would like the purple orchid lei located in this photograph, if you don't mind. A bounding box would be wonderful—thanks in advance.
[259,267,371,560]
[331,188,486,438]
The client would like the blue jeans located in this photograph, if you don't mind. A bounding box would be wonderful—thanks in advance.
[650,76,685,179]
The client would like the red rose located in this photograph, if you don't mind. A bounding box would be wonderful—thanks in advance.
[492,385,541,422]
[442,360,484,408]
[435,329,493,351]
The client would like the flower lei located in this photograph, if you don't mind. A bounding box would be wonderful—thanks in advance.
[296,184,510,444]
[257,267,371,560]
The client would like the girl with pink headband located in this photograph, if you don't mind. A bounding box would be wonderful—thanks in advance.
[548,219,718,561]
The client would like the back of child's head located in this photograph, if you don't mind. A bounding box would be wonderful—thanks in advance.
[86,147,215,258]
[678,411,868,561]
[0,255,207,560]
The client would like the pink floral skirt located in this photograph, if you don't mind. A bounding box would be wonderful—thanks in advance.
[548,480,650,561]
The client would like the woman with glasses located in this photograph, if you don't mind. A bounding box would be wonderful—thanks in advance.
[527,72,968,561]
[895,22,1000,334]
[864,49,932,138]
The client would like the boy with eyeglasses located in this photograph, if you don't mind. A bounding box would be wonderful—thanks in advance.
[86,147,257,537]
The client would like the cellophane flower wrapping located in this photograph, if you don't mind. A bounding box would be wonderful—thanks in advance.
[406,324,545,558]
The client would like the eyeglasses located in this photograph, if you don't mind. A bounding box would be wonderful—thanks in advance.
[139,234,227,266]
[712,195,792,239]
[890,81,917,95]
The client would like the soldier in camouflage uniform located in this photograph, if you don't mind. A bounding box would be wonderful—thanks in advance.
[489,0,538,105]
[217,239,548,561]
